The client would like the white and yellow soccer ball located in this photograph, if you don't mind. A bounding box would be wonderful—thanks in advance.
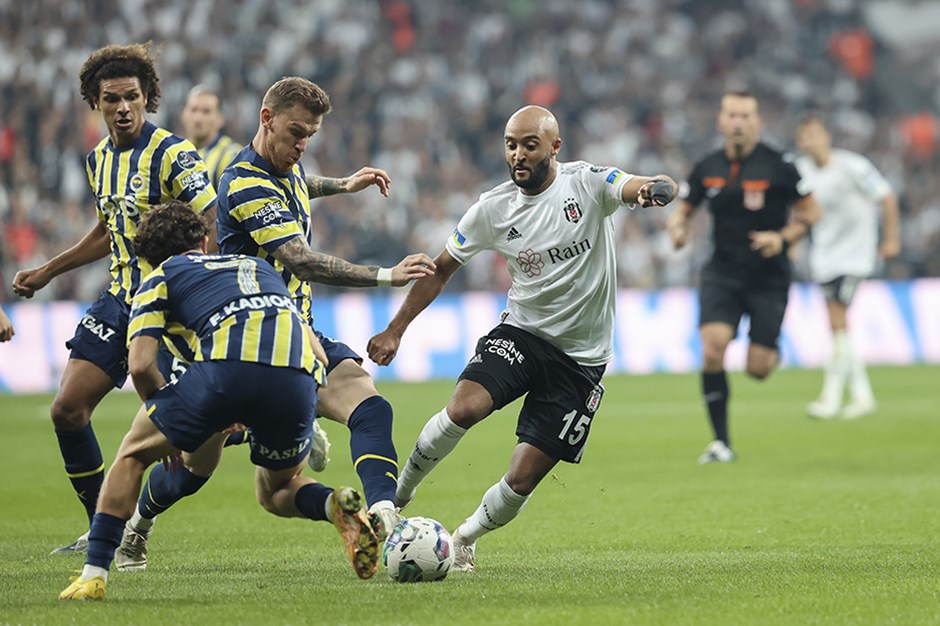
[382,516,454,582]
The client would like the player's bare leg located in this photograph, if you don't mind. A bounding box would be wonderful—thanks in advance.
[698,323,736,463]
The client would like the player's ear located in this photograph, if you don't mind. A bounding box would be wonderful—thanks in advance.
[551,137,562,156]
[201,235,209,253]
[260,107,273,130]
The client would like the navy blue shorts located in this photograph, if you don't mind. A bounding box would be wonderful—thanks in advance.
[314,330,362,374]
[66,291,193,388]
[145,361,318,470]
[66,292,131,387]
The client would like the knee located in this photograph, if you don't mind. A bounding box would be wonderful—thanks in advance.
[255,489,279,516]
[746,364,773,380]
[445,401,487,429]
[503,474,536,497]
[702,345,726,371]
[50,396,90,430]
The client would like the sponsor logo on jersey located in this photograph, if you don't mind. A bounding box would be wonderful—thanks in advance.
[80,313,117,342]
[548,238,591,264]
[586,384,604,413]
[563,197,582,223]
[452,227,466,247]
[99,193,140,218]
[484,337,525,365]
[180,171,208,193]
[516,248,544,277]
[506,226,523,242]
[467,353,483,365]
[176,150,198,170]
[129,173,145,192]
[257,200,285,224]
[605,169,624,185]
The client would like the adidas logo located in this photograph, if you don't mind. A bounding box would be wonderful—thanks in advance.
[468,353,483,365]
[506,227,523,242]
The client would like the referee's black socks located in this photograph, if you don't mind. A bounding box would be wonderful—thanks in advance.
[702,371,730,446]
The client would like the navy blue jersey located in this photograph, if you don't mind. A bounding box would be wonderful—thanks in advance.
[129,253,321,379]
[216,145,313,323]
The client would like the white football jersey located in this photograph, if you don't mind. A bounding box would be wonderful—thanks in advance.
[796,149,892,282]
[445,161,634,366]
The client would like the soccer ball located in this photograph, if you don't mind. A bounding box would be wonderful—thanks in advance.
[382,516,454,582]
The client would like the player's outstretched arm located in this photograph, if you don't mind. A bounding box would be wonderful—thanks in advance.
[307,167,391,199]
[621,175,679,208]
[0,305,14,342]
[12,221,111,298]
[271,236,435,287]
[367,249,461,366]
[128,336,166,401]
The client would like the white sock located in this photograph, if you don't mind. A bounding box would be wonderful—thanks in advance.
[128,508,155,534]
[81,564,108,583]
[396,408,467,503]
[819,330,850,406]
[456,477,530,544]
[847,339,874,404]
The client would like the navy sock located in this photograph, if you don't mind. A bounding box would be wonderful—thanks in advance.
[347,396,398,507]
[56,424,104,526]
[702,371,730,445]
[85,512,126,570]
[294,483,333,521]
[223,431,249,447]
[137,465,210,519]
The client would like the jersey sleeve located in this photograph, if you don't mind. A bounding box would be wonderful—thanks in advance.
[847,153,893,202]
[445,198,494,264]
[161,140,217,214]
[679,160,706,206]
[579,163,635,216]
[781,153,812,200]
[128,268,170,344]
[224,174,305,254]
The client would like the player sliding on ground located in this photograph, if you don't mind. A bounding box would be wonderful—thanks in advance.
[60,201,379,601]
[367,105,678,572]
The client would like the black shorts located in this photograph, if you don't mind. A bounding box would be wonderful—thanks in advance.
[458,324,606,464]
[819,275,862,307]
[699,267,789,350]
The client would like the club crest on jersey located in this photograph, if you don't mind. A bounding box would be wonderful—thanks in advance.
[563,197,582,224]
[516,248,544,277]
[585,384,604,413]
[742,180,769,211]
[129,174,145,192]
[176,150,197,170]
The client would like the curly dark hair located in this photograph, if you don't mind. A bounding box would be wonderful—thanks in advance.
[79,42,161,113]
[262,76,332,117]
[133,201,209,267]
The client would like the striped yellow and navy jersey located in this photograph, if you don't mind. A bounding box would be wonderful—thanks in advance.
[198,133,242,188]
[86,120,216,304]
[129,253,323,381]
[217,144,313,323]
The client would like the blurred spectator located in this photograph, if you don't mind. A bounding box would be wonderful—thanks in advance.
[1,0,937,301]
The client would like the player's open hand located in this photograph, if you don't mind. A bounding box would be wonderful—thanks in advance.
[344,167,392,197]
[367,328,402,366]
[390,253,436,286]
[749,230,785,258]
[12,267,51,299]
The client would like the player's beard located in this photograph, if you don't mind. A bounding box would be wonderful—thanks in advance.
[510,153,552,191]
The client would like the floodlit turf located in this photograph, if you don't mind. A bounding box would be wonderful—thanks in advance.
[0,366,938,625]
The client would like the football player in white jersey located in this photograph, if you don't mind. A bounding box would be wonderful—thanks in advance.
[796,116,900,419]
[367,105,678,572]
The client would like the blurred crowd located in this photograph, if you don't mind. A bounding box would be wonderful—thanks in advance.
[2,0,938,302]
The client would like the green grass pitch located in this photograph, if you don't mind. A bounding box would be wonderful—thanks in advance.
[0,366,938,625]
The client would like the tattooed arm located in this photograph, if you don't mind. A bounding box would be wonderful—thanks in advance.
[272,236,380,286]
[270,236,437,288]
[307,166,391,199]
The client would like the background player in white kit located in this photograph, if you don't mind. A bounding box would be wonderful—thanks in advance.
[366,105,678,572]
[795,115,900,419]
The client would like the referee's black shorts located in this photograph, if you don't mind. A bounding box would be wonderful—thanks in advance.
[698,267,789,350]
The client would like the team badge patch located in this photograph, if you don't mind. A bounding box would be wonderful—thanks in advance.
[743,189,765,211]
[176,150,197,170]
[129,174,145,192]
[585,384,604,413]
[563,197,582,224]
[452,227,467,247]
